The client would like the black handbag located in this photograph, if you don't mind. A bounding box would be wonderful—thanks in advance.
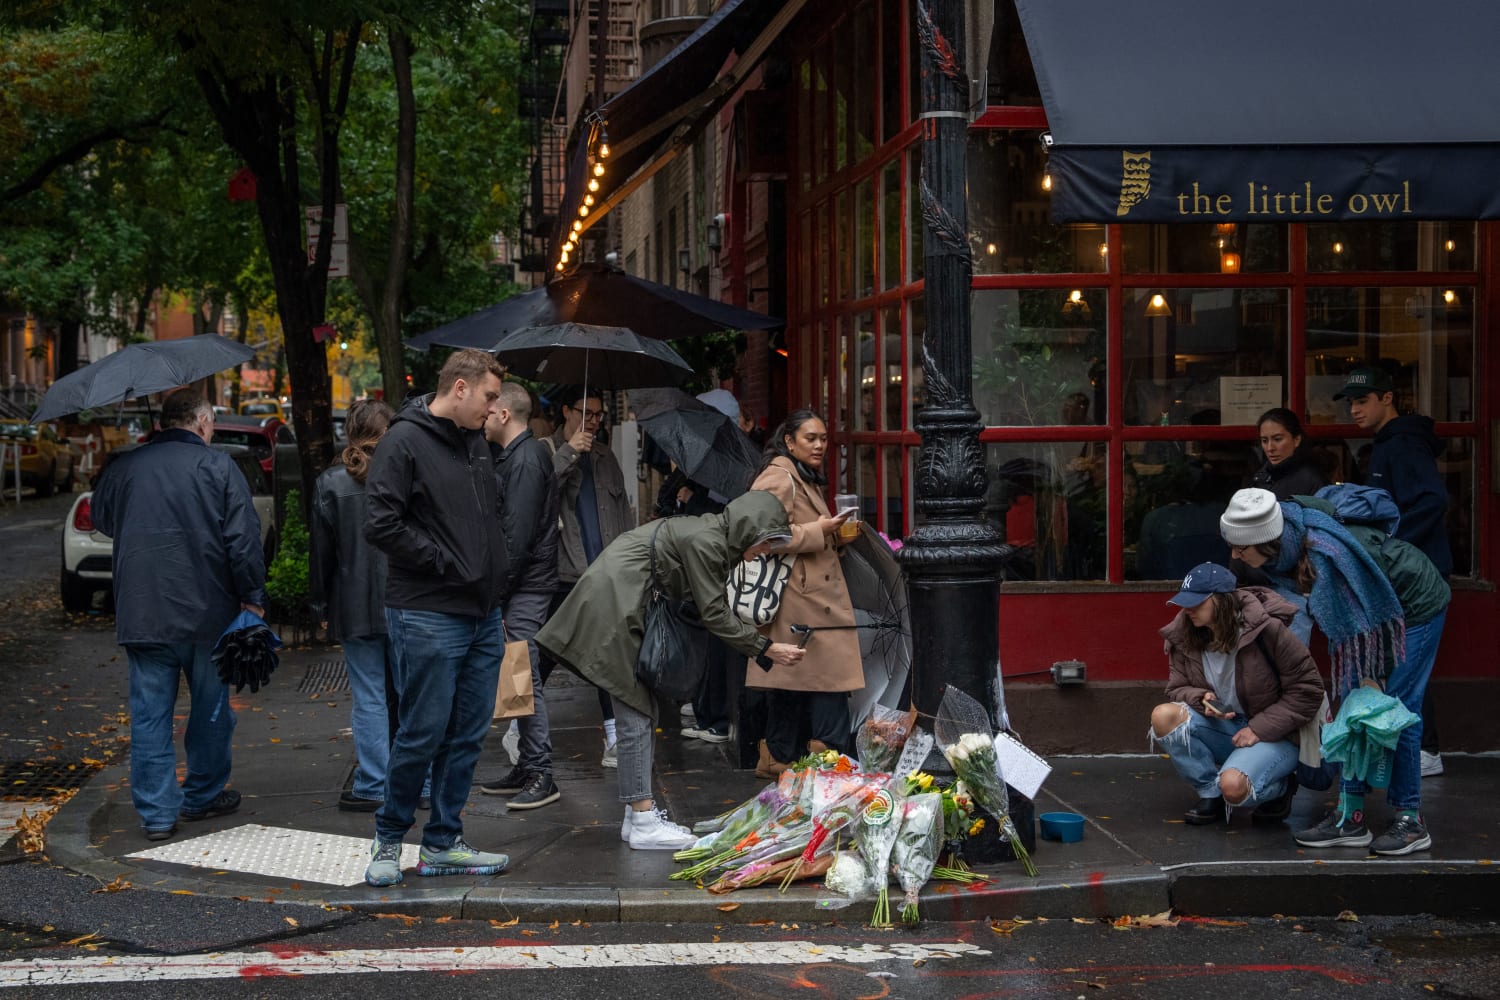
[635,523,709,702]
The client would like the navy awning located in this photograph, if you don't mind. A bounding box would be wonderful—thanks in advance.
[1013,0,1500,222]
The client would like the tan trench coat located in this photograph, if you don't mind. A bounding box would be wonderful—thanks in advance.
[745,457,865,693]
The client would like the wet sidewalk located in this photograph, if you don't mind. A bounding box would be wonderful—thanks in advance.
[45,647,1500,924]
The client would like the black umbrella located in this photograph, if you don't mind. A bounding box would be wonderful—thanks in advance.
[31,335,256,423]
[632,388,762,501]
[840,524,912,732]
[492,323,693,400]
[406,263,781,352]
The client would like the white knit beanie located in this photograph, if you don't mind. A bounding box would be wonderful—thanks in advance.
[1220,488,1284,546]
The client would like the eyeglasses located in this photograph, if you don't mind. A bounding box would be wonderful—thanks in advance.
[575,407,603,422]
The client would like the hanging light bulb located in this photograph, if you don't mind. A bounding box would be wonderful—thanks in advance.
[599,141,610,158]
[1041,172,1052,192]
[1220,250,1242,273]
[583,193,595,207]
[1333,241,1344,254]
[1145,292,1171,317]
[572,220,583,233]
[588,177,600,193]
[593,162,605,178]
[556,260,565,272]
[559,249,569,264]
[1445,239,1456,252]
[563,239,575,253]
[579,204,590,217]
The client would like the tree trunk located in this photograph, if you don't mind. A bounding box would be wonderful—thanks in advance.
[56,316,81,378]
[379,29,416,405]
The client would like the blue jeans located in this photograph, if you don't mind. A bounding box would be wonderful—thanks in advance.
[378,608,503,849]
[125,643,234,831]
[1153,706,1298,805]
[504,591,553,776]
[341,635,392,801]
[1340,609,1446,811]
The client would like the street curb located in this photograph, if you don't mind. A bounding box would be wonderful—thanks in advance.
[1164,860,1500,919]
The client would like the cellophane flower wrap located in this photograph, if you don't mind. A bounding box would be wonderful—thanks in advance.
[778,770,888,891]
[855,705,913,773]
[855,786,903,925]
[889,791,942,924]
[934,685,1037,877]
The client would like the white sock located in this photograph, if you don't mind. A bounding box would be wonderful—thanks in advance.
[603,719,617,745]
[506,720,518,737]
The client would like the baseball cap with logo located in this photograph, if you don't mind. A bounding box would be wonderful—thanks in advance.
[1333,366,1394,401]
[1166,562,1238,609]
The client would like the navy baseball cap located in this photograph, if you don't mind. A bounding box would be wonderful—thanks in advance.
[1333,366,1394,401]
[1167,562,1237,608]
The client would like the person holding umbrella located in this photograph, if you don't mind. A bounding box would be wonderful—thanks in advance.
[746,409,863,779]
[91,389,266,842]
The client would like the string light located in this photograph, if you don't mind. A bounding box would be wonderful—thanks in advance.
[584,194,595,207]
[588,178,600,192]
[593,162,605,178]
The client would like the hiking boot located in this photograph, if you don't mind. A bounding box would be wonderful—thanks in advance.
[601,739,618,768]
[1419,750,1444,777]
[502,723,521,766]
[1294,809,1372,848]
[507,773,560,811]
[1184,796,1224,825]
[626,807,697,850]
[338,791,382,812]
[755,740,788,780]
[180,789,241,822]
[416,839,509,877]
[143,825,176,842]
[682,724,731,744]
[1251,774,1298,825]
[365,838,404,887]
[480,766,528,796]
[1371,814,1432,856]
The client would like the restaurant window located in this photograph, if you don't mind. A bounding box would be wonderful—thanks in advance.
[972,288,1106,427]
[1122,440,1257,581]
[1121,222,1288,274]
[986,442,1107,581]
[969,131,1106,274]
[1306,221,1478,272]
[1122,288,1290,427]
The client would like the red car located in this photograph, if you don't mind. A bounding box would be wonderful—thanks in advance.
[210,414,294,477]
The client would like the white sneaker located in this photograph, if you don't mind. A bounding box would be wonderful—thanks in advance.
[679,703,695,722]
[601,739,618,768]
[1420,750,1444,777]
[620,805,631,842]
[626,807,696,850]
[502,723,521,766]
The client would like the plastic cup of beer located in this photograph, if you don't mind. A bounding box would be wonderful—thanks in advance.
[834,493,861,541]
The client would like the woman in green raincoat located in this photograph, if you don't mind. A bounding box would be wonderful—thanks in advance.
[536,490,806,850]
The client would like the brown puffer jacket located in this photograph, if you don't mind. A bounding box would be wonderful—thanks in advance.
[1160,587,1325,744]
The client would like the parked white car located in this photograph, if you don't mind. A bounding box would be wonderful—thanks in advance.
[61,445,278,613]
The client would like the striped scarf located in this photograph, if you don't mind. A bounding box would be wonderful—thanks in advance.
[1269,501,1405,694]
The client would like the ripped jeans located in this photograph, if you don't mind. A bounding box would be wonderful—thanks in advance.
[1152,705,1298,805]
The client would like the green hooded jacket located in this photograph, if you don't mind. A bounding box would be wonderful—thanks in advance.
[1297,495,1450,626]
[535,490,790,718]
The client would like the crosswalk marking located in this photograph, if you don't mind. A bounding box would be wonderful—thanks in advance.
[0,940,990,987]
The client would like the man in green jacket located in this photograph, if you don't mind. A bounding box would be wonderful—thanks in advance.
[537,490,806,849]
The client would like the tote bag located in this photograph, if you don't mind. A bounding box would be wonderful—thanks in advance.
[727,552,793,626]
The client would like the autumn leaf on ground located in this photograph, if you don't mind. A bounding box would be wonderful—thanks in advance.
[15,806,56,854]
[63,932,100,945]
[520,929,538,937]
[991,919,1026,935]
[717,903,740,912]
[548,920,559,929]
[490,917,519,928]
[372,913,421,927]
[91,876,131,894]
[1114,910,1178,930]
[284,917,299,927]
[435,916,454,924]
[1336,910,1359,922]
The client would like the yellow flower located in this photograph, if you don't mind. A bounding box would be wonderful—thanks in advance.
[918,773,934,790]
[821,749,839,765]
[969,818,986,836]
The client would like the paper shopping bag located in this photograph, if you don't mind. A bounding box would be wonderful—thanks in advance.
[493,640,535,720]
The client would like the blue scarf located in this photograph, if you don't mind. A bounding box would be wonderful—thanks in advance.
[1268,501,1404,694]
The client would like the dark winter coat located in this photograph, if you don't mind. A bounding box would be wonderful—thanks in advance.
[92,428,266,645]
[1367,414,1452,575]
[1249,447,1327,501]
[364,395,509,617]
[1160,587,1324,745]
[497,428,559,596]
[535,490,788,718]
[309,465,387,640]
[550,427,633,585]
[1296,496,1450,627]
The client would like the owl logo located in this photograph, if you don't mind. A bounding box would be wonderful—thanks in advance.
[1116,150,1152,216]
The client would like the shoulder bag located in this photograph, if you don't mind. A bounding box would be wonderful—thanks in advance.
[635,522,709,702]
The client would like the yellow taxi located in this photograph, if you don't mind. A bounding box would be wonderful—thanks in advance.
[239,396,287,420]
[0,420,75,497]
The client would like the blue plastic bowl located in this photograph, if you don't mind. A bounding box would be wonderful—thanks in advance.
[1038,811,1085,843]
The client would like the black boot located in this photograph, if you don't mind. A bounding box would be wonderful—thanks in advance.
[1184,796,1224,825]
[1252,773,1298,825]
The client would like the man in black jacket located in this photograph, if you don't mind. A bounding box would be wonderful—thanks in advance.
[480,382,562,809]
[92,390,265,842]
[362,349,511,886]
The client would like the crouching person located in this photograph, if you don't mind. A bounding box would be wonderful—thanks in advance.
[1150,562,1325,826]
[536,490,806,849]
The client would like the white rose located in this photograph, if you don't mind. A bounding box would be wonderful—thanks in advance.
[950,744,970,762]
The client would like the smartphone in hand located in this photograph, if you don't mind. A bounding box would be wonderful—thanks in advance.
[836,506,859,519]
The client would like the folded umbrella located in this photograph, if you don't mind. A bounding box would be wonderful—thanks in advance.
[1321,683,1419,789]
[212,610,284,694]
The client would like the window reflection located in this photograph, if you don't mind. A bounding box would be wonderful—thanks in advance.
[986,443,1106,581]
[1306,222,1477,272]
[973,288,1106,427]
[1123,440,1257,580]
[1121,222,1288,274]
[969,131,1106,274]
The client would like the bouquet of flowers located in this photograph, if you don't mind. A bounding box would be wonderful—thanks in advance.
[855,787,903,925]
[889,791,942,924]
[822,850,873,900]
[779,771,888,891]
[935,686,1037,877]
[855,706,914,773]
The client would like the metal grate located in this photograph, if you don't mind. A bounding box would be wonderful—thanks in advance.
[0,759,102,798]
[297,660,350,694]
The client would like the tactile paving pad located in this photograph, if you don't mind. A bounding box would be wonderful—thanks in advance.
[127,823,420,886]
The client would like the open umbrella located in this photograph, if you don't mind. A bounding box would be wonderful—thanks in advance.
[631,388,762,501]
[31,335,255,424]
[406,263,781,352]
[492,323,692,402]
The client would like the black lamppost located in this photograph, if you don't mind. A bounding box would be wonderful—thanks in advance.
[897,1,1020,860]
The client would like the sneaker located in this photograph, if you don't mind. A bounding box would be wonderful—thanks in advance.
[1420,750,1444,777]
[626,807,697,850]
[682,724,731,744]
[502,724,521,766]
[180,789,242,822]
[1371,814,1432,856]
[507,773,560,811]
[416,838,509,877]
[621,805,631,842]
[601,739,618,768]
[338,791,382,812]
[679,703,696,722]
[143,825,176,842]
[1293,809,1372,849]
[365,838,404,887]
[480,766,528,796]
